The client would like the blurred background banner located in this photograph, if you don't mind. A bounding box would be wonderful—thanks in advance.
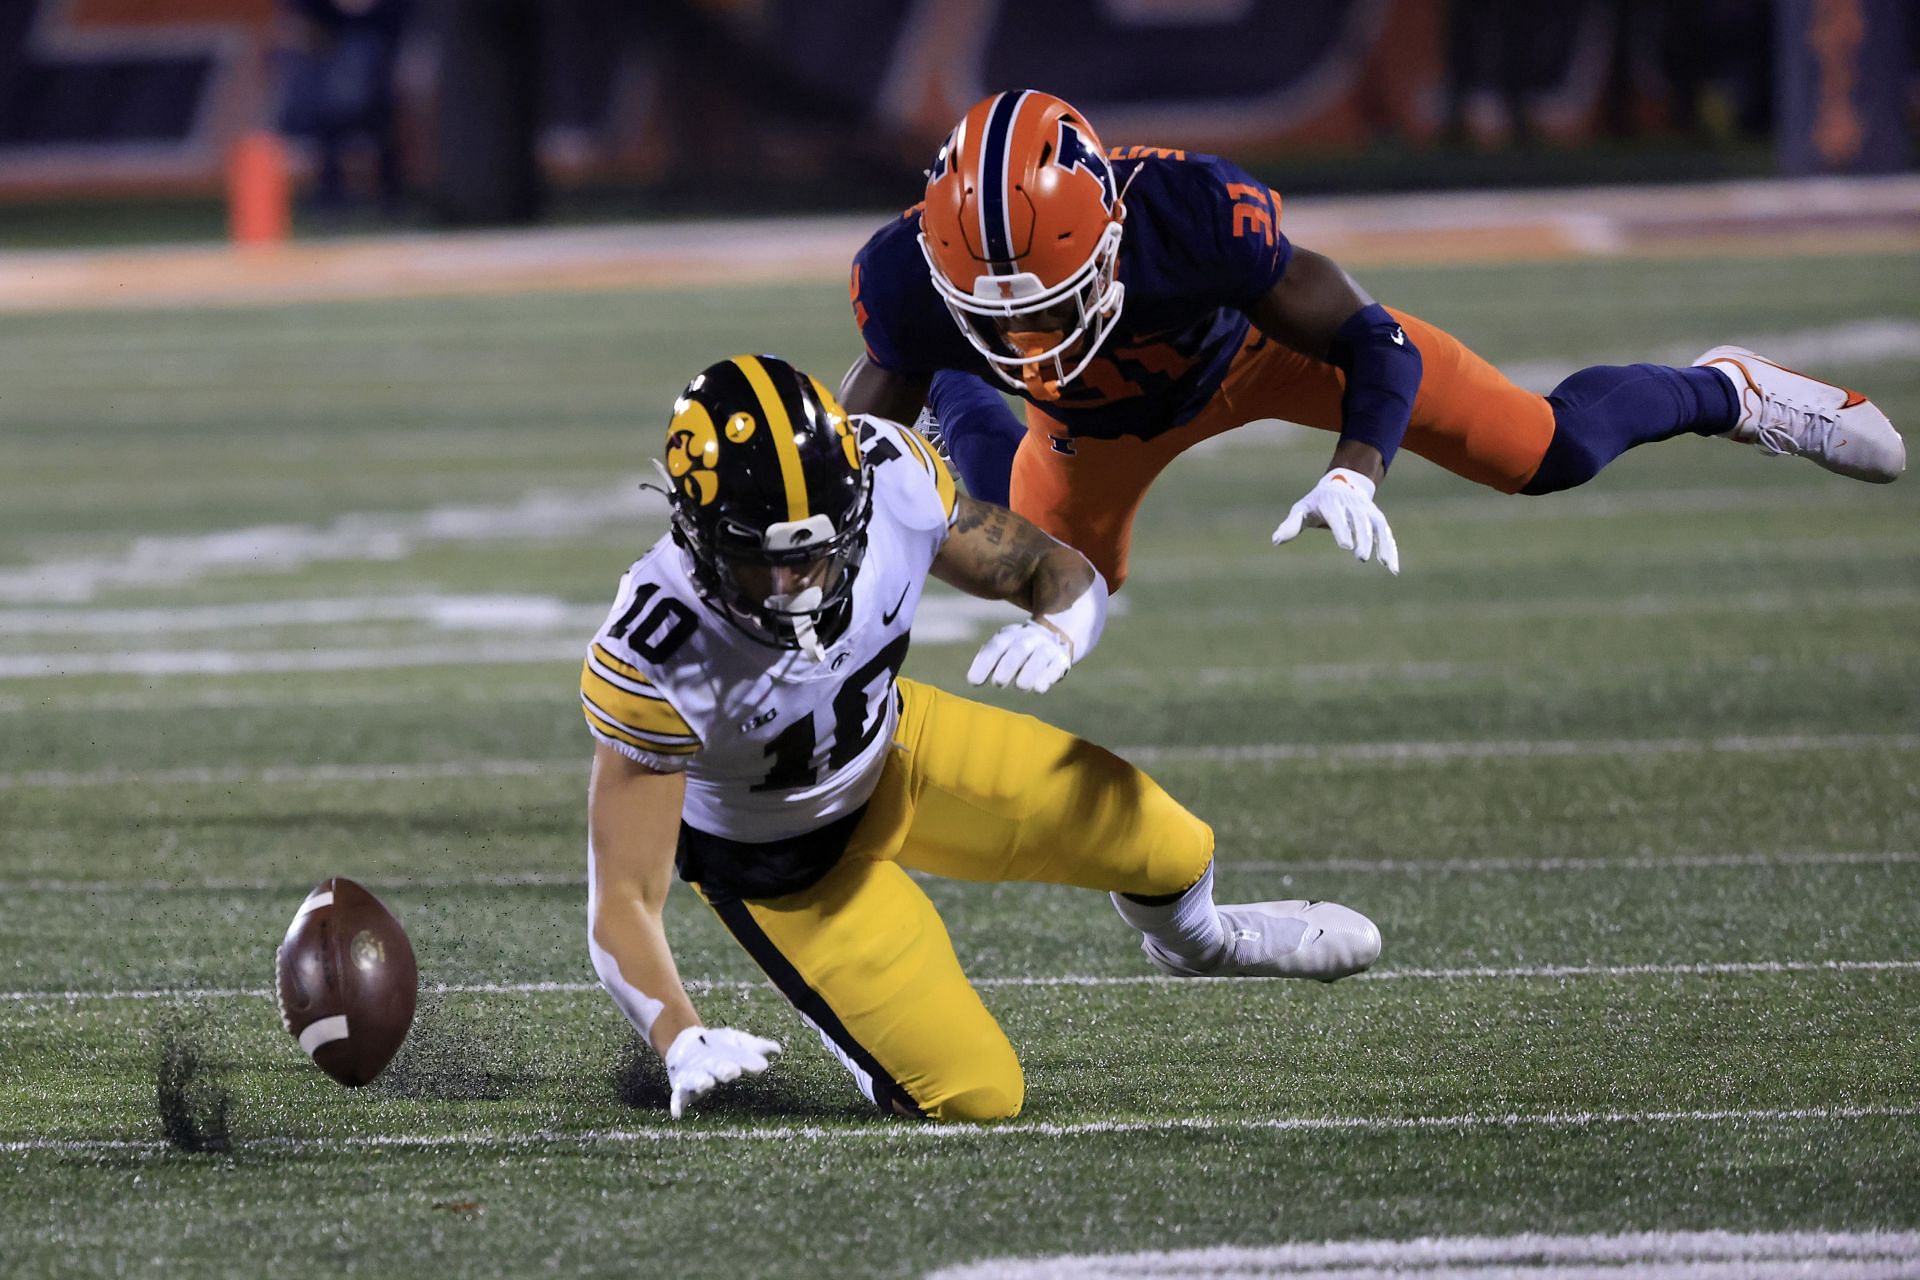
[0,0,1908,226]
[1776,0,1912,175]
[0,0,275,193]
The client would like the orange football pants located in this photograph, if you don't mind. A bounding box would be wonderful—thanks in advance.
[1011,309,1557,587]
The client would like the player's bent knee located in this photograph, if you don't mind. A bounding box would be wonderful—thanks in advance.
[911,1032,1025,1122]
[1128,813,1216,899]
[1158,844,1215,898]
[1124,849,1217,907]
[924,1066,1025,1122]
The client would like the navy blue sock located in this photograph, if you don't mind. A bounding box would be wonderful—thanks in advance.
[1522,364,1739,495]
[927,370,1024,506]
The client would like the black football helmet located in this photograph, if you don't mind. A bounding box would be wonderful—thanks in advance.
[662,355,872,656]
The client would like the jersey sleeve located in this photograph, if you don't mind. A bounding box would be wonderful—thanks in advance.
[1160,154,1294,310]
[579,590,702,772]
[850,247,909,372]
[859,414,959,534]
[849,209,983,377]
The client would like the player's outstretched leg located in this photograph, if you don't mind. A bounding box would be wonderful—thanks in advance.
[1111,863,1382,982]
[1693,346,1905,483]
[1523,357,1904,494]
[884,679,1383,983]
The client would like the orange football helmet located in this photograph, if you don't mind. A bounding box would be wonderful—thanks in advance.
[918,90,1126,400]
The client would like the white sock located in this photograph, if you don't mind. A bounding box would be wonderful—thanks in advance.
[1110,862,1225,966]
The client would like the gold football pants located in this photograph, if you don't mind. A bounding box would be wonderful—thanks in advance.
[700,677,1214,1121]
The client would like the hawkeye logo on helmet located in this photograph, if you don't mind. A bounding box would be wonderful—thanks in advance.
[1054,119,1116,211]
[665,420,722,506]
[764,514,836,551]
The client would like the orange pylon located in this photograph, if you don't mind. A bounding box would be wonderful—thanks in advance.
[228,129,291,246]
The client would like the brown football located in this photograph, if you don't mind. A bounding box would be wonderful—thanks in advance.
[274,877,417,1087]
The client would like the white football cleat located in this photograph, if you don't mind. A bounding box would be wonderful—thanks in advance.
[1693,345,1904,483]
[1143,899,1381,982]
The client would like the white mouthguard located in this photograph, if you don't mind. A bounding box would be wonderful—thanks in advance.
[764,585,828,662]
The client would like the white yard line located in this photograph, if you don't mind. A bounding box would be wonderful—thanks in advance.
[1093,652,1907,692]
[1230,849,1920,875]
[0,641,593,679]
[1501,318,1920,393]
[1171,586,1920,630]
[0,682,568,715]
[0,758,573,791]
[1120,731,1920,766]
[0,594,607,636]
[3,1104,1915,1156]
[0,487,661,606]
[1365,959,1920,981]
[6,959,1915,1006]
[3,872,584,894]
[8,849,1913,896]
[0,595,1020,678]
[928,1230,1920,1280]
[5,731,1914,791]
[1263,652,1905,687]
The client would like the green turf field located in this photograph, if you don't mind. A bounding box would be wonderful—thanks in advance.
[1,249,1917,1277]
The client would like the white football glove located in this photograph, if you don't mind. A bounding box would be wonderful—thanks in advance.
[967,569,1109,695]
[1271,467,1400,574]
[664,1025,782,1119]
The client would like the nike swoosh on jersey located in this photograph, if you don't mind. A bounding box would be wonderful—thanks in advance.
[881,586,910,625]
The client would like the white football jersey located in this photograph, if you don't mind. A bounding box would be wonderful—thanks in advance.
[580,416,958,842]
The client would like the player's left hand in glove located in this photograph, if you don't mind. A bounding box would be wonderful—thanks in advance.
[1271,467,1400,574]
[664,1025,782,1119]
[968,569,1109,694]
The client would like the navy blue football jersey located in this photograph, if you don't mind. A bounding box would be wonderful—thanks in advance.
[851,150,1292,442]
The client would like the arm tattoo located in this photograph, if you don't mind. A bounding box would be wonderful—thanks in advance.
[938,498,1079,611]
[951,498,992,536]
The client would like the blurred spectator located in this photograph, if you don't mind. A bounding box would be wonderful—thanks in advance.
[276,0,413,218]
[1447,0,1775,149]
[429,0,545,227]
[1616,0,1774,139]
[1447,0,1550,149]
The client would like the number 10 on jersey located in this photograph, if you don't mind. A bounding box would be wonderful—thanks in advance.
[753,633,911,792]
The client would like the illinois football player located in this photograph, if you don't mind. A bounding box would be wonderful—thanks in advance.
[582,355,1380,1121]
[842,89,1904,586]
